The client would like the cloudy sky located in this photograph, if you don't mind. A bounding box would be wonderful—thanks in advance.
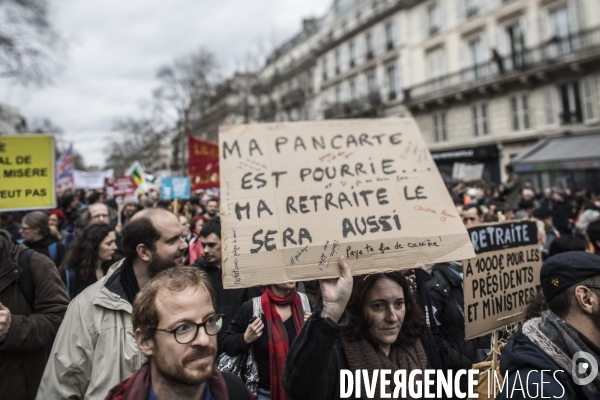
[0,0,330,168]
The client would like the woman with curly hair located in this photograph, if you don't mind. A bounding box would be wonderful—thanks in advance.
[59,223,117,299]
[283,258,446,400]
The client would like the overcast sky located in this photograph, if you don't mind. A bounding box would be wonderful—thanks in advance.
[0,0,330,168]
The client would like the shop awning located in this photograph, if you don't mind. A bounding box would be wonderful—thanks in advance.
[512,134,600,172]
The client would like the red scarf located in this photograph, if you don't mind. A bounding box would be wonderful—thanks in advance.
[261,287,304,400]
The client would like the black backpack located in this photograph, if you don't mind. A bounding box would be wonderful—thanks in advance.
[222,371,251,400]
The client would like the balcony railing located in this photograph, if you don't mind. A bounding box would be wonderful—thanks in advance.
[324,92,382,119]
[404,27,600,103]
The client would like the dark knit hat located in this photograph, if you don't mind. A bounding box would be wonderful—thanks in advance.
[541,252,600,302]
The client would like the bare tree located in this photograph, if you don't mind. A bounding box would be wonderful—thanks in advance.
[105,116,166,175]
[29,117,86,170]
[153,48,219,174]
[0,0,67,87]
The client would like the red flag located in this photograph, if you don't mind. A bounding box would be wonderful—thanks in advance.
[188,136,219,191]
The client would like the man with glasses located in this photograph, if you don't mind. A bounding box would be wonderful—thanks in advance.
[498,252,600,399]
[37,208,188,400]
[106,267,252,399]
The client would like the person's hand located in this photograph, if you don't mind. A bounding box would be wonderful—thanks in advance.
[0,303,12,342]
[303,312,311,322]
[319,256,353,323]
[243,317,264,344]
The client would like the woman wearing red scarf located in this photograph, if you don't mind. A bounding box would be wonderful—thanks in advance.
[221,283,311,400]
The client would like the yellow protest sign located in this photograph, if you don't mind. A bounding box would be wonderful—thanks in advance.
[0,135,56,211]
[219,118,476,288]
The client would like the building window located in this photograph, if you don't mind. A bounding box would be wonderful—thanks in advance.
[335,50,341,75]
[472,102,489,136]
[433,112,447,142]
[581,76,598,122]
[510,93,531,131]
[367,71,377,93]
[549,6,572,56]
[427,47,445,91]
[350,78,358,101]
[335,85,341,103]
[387,65,397,100]
[560,82,583,124]
[469,37,484,79]
[507,23,525,69]
[465,0,480,18]
[349,41,356,68]
[544,86,558,127]
[366,32,374,59]
[322,56,328,81]
[428,2,441,36]
[386,21,395,50]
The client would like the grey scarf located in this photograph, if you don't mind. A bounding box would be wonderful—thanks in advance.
[524,310,600,394]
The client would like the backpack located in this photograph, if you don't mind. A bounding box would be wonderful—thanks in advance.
[221,371,252,400]
[1,231,36,310]
[64,267,77,299]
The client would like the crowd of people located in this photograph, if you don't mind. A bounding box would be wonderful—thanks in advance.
[0,172,599,399]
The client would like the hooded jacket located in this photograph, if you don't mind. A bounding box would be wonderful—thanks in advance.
[36,259,146,400]
[0,231,69,400]
[497,318,600,400]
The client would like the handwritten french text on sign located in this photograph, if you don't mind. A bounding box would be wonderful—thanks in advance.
[463,221,541,340]
[0,135,56,211]
[219,119,475,288]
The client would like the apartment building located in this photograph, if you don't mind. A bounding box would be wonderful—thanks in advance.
[191,0,600,189]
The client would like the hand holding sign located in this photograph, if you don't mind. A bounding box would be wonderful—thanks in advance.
[319,257,353,323]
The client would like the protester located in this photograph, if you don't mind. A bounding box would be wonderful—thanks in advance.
[88,202,110,226]
[588,220,600,256]
[205,197,220,220]
[548,236,588,257]
[47,208,68,239]
[498,252,600,399]
[59,224,118,299]
[105,266,253,400]
[574,209,600,240]
[533,207,560,252]
[0,212,21,241]
[222,282,311,399]
[284,257,440,399]
[121,197,139,225]
[20,211,65,266]
[426,204,490,388]
[0,230,69,400]
[193,218,261,354]
[500,165,520,211]
[187,215,206,266]
[37,208,188,400]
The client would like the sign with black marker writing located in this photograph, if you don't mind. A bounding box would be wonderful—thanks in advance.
[219,118,475,288]
[463,220,542,339]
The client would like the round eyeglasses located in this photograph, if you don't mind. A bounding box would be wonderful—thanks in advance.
[155,314,225,344]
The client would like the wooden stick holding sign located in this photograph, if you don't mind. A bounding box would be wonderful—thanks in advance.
[218,118,476,289]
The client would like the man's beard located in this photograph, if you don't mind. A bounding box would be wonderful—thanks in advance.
[148,250,183,278]
[153,344,217,387]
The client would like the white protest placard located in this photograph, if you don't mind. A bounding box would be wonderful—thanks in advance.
[219,118,476,288]
[463,220,542,340]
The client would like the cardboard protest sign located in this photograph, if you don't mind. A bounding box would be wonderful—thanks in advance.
[464,220,542,340]
[0,135,56,211]
[104,176,137,202]
[219,118,475,288]
[160,177,191,200]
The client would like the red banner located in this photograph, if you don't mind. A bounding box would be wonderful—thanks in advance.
[104,176,137,201]
[188,136,219,191]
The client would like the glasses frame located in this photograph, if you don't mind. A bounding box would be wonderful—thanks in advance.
[155,313,225,344]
